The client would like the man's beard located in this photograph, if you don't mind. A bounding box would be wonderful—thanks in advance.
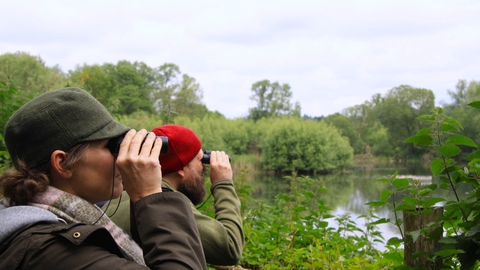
[178,165,206,205]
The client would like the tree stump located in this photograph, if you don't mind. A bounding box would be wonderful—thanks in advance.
[403,207,443,269]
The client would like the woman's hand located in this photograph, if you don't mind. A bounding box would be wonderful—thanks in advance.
[116,129,164,203]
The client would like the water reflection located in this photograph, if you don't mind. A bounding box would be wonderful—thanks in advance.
[245,164,474,251]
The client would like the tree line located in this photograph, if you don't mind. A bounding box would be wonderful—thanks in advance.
[1,51,479,173]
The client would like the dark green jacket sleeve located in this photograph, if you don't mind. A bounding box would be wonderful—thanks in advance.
[1,192,207,270]
[133,192,207,269]
[195,179,244,265]
[105,180,244,266]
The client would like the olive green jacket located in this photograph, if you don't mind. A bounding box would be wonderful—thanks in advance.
[104,179,244,266]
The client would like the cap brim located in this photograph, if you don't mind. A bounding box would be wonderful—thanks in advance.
[81,120,130,142]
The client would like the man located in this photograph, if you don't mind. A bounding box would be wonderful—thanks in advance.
[103,124,244,266]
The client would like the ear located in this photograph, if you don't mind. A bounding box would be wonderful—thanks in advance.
[50,150,73,179]
[177,169,185,178]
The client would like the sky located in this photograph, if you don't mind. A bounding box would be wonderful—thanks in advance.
[2,0,479,118]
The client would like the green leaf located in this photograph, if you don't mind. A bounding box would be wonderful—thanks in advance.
[422,197,445,208]
[366,201,386,207]
[429,226,443,239]
[468,101,480,110]
[386,237,403,246]
[375,177,390,183]
[440,124,459,132]
[466,224,480,237]
[382,252,404,262]
[447,135,478,148]
[430,158,445,176]
[416,115,435,121]
[418,188,433,196]
[466,151,480,161]
[370,218,390,225]
[380,189,393,202]
[318,221,329,228]
[392,178,410,189]
[443,117,463,129]
[408,230,422,243]
[416,128,432,136]
[404,134,433,146]
[403,196,419,206]
[304,191,315,198]
[439,144,461,157]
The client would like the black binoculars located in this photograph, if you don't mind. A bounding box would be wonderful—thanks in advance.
[202,150,231,164]
[107,133,168,157]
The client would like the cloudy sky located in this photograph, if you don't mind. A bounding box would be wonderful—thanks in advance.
[2,0,479,118]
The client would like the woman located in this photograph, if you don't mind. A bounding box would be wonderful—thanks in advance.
[0,87,207,269]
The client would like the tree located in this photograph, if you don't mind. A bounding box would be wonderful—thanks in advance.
[446,80,469,106]
[248,80,301,121]
[107,61,154,115]
[151,63,208,120]
[151,63,180,114]
[173,74,207,117]
[375,85,435,160]
[0,51,66,96]
[68,61,155,115]
[0,78,26,167]
[323,113,365,155]
[340,98,392,157]
[68,64,114,105]
[443,80,480,146]
[259,117,353,173]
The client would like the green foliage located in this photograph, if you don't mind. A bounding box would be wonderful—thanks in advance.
[323,111,391,157]
[175,114,230,153]
[375,85,435,160]
[443,80,480,153]
[339,96,393,158]
[174,115,252,156]
[68,61,155,115]
[371,104,480,269]
[231,171,399,269]
[337,85,435,160]
[248,80,301,121]
[258,117,353,173]
[150,63,209,119]
[323,113,366,155]
[112,113,353,173]
[0,51,66,96]
[0,78,27,168]
[67,60,210,119]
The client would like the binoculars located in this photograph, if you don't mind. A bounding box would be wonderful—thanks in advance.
[107,133,230,164]
[107,134,168,157]
[202,150,231,164]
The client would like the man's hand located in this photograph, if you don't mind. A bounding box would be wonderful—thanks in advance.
[208,151,233,185]
[116,129,164,203]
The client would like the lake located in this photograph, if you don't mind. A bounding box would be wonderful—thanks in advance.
[239,162,473,251]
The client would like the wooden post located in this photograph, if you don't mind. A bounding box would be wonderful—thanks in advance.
[403,207,443,269]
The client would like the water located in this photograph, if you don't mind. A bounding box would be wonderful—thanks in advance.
[242,164,472,251]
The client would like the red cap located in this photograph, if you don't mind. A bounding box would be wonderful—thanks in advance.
[152,124,202,175]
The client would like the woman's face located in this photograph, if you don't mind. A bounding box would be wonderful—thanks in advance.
[69,139,123,204]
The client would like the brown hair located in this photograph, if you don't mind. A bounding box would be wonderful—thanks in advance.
[0,143,89,206]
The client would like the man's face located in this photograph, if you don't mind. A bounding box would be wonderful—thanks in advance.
[178,149,206,205]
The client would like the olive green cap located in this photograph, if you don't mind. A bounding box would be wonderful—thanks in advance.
[4,87,130,169]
